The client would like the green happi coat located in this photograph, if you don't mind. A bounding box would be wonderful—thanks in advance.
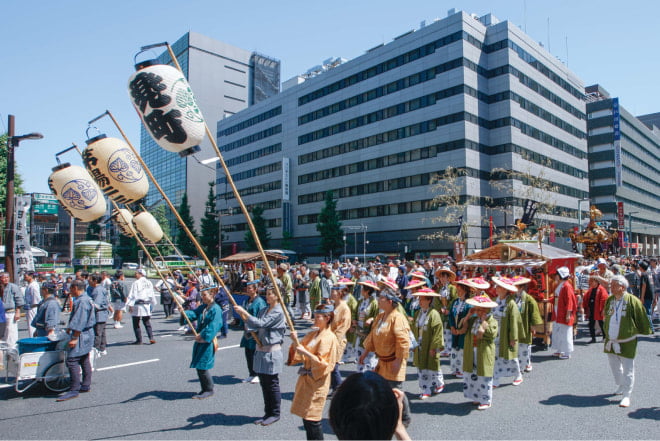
[516,291,543,345]
[463,315,498,377]
[411,307,444,371]
[345,293,359,345]
[603,293,652,359]
[497,296,522,360]
[433,284,457,325]
[355,297,379,348]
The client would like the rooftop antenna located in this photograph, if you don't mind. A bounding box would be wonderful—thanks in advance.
[547,17,550,53]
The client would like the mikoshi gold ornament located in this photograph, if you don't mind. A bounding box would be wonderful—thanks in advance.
[127,60,204,157]
[112,208,137,237]
[132,211,164,243]
[83,134,149,204]
[48,163,106,222]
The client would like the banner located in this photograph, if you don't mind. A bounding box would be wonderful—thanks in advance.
[13,195,35,281]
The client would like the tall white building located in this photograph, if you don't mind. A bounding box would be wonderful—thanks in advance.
[216,10,588,258]
[140,32,280,232]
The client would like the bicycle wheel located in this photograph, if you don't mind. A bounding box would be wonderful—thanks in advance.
[44,361,71,392]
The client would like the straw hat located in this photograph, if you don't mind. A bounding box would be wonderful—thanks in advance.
[509,275,531,286]
[404,279,426,290]
[465,277,491,290]
[491,276,518,293]
[409,270,427,280]
[435,266,456,281]
[466,295,498,308]
[411,287,441,297]
[336,277,355,286]
[377,278,398,291]
[358,280,381,291]
[453,279,474,290]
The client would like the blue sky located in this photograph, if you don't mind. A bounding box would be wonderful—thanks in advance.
[2,0,659,194]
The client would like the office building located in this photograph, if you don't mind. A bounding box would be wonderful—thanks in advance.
[585,85,660,255]
[141,32,280,233]
[216,10,589,258]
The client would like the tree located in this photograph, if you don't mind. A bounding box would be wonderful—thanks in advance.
[281,230,294,250]
[176,192,198,257]
[85,221,102,241]
[421,166,482,243]
[244,206,270,251]
[151,204,174,256]
[200,182,220,259]
[316,191,343,258]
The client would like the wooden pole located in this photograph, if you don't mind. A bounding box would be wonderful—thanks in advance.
[69,144,198,336]
[163,45,298,340]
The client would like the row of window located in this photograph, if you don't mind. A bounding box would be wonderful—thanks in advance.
[224,217,281,232]
[298,57,585,128]
[298,172,433,204]
[298,58,464,125]
[218,180,281,200]
[298,110,586,169]
[298,199,437,225]
[298,28,583,109]
[621,134,660,176]
[483,39,584,100]
[218,106,282,137]
[225,143,282,167]
[298,30,468,106]
[298,86,465,145]
[217,161,281,184]
[219,125,281,152]
[299,81,585,146]
[298,160,586,206]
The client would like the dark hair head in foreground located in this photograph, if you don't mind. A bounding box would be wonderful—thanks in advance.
[329,371,398,440]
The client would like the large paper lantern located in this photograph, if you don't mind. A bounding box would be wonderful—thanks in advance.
[112,208,137,237]
[132,211,163,243]
[48,163,106,222]
[128,60,204,157]
[83,134,149,204]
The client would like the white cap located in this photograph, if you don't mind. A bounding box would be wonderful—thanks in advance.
[137,268,147,276]
[556,267,570,279]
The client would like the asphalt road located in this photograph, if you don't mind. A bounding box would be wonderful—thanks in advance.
[1,286,659,440]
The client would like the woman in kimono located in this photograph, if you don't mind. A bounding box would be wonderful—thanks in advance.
[184,286,223,399]
[550,267,577,359]
[603,275,652,408]
[354,280,380,372]
[448,279,473,378]
[432,267,457,357]
[337,278,358,363]
[329,282,352,395]
[234,285,286,425]
[511,275,543,373]
[461,294,498,410]
[289,304,339,440]
[359,287,412,428]
[411,288,444,399]
[582,272,609,343]
[491,277,524,387]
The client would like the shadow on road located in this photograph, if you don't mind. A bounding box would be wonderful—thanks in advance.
[627,407,660,420]
[539,393,613,407]
[412,400,474,416]
[212,374,242,385]
[91,412,256,440]
[121,390,196,402]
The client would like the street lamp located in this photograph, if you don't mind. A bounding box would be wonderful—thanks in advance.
[4,115,43,282]
[576,198,589,253]
[627,211,639,257]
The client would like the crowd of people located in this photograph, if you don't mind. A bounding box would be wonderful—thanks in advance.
[0,253,657,438]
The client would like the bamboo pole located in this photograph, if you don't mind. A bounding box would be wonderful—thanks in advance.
[69,144,198,336]
[162,44,298,341]
[100,111,263,343]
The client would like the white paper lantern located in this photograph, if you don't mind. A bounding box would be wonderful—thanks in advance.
[112,209,137,237]
[48,163,106,222]
[132,211,164,243]
[83,135,149,204]
[128,60,204,157]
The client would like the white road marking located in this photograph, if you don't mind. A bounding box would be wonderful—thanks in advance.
[159,334,173,338]
[96,358,160,371]
[217,344,240,351]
